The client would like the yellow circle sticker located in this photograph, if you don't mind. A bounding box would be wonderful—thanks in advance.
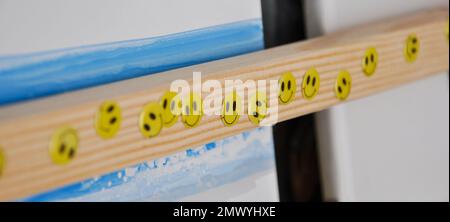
[49,127,79,165]
[181,92,203,128]
[160,91,180,128]
[95,101,122,139]
[248,91,267,125]
[302,68,320,100]
[404,34,420,63]
[221,91,242,127]
[139,103,164,138]
[445,20,449,43]
[0,147,5,177]
[278,72,297,105]
[335,70,352,101]
[362,47,378,77]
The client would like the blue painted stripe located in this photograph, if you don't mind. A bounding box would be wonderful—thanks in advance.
[0,19,264,106]
[22,127,275,202]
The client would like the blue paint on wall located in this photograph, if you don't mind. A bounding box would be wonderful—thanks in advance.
[22,127,275,202]
[4,18,275,202]
[0,19,263,106]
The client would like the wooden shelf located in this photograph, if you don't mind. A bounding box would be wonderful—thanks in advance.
[0,8,448,201]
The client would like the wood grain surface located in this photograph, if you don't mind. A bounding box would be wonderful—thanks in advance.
[0,8,448,201]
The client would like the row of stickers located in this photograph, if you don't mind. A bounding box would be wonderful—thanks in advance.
[0,28,447,172]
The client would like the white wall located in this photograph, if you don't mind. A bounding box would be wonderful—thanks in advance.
[0,0,262,54]
[305,0,449,202]
[0,0,279,202]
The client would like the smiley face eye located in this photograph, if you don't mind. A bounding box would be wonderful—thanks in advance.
[342,78,347,86]
[110,117,117,125]
[107,105,115,113]
[233,101,237,111]
[68,148,75,159]
[163,99,168,109]
[185,106,190,115]
[312,77,316,86]
[171,100,175,111]
[281,82,285,91]
[370,54,375,63]
[338,86,342,94]
[149,113,156,120]
[412,38,417,44]
[307,75,311,85]
[144,124,150,131]
[226,102,230,112]
[256,101,262,107]
[287,80,291,90]
[59,143,66,154]
[365,57,369,65]
[193,101,197,111]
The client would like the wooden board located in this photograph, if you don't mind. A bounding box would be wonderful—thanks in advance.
[0,8,448,201]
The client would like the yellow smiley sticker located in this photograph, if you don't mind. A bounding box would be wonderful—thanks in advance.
[221,91,242,127]
[49,127,79,165]
[404,34,420,63]
[445,20,449,43]
[181,92,203,128]
[0,146,5,177]
[335,70,352,101]
[302,68,320,100]
[248,91,267,125]
[139,103,164,138]
[95,101,122,139]
[362,47,378,77]
[279,72,297,104]
[160,91,181,128]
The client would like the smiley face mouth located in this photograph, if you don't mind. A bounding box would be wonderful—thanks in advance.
[97,113,120,135]
[303,88,317,98]
[364,58,377,70]
[404,47,418,62]
[406,49,416,58]
[252,113,263,124]
[163,114,177,125]
[154,117,164,135]
[99,126,111,133]
[279,91,294,104]
[339,89,348,95]
[365,63,376,71]
[184,116,201,127]
[147,116,164,137]
[223,115,239,125]
[338,89,349,97]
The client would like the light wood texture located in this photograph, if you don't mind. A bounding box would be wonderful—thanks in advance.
[0,8,448,201]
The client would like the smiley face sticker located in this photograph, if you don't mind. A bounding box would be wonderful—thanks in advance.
[221,91,242,127]
[404,34,420,63]
[49,127,79,165]
[279,72,297,104]
[362,47,378,77]
[160,91,181,128]
[335,70,352,101]
[248,91,268,125]
[95,101,122,139]
[181,92,203,128]
[139,103,164,138]
[445,20,449,43]
[302,68,320,100]
[0,146,5,176]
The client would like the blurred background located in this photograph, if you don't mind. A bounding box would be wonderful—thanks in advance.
[265,0,449,202]
[0,0,448,202]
